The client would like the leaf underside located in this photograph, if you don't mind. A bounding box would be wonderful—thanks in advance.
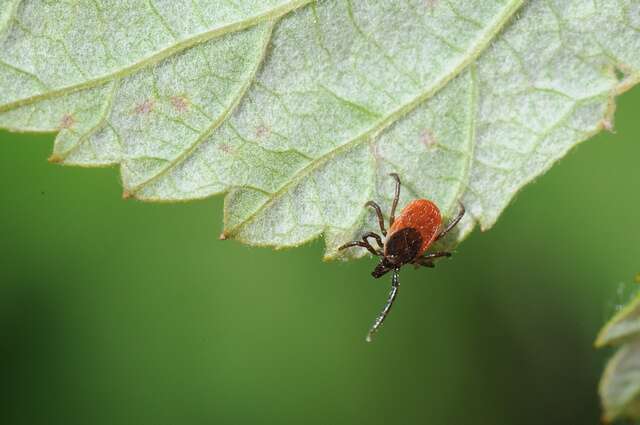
[1,0,638,258]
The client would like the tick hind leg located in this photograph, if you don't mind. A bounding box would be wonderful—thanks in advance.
[365,201,387,236]
[413,251,452,268]
[436,202,465,241]
[388,173,401,227]
[365,173,402,235]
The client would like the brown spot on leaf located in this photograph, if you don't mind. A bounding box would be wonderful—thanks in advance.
[419,129,437,148]
[255,125,271,139]
[59,114,75,129]
[170,95,189,113]
[609,63,634,88]
[133,99,155,115]
[219,232,228,240]
[218,143,234,154]
[48,153,63,164]
[601,98,617,133]
[424,0,438,9]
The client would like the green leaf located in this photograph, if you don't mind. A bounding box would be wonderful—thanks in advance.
[597,290,640,422]
[600,332,640,422]
[1,1,639,257]
[597,292,640,348]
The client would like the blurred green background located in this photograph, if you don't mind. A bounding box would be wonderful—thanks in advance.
[1,86,639,425]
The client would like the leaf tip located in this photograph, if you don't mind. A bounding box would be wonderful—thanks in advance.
[601,118,615,133]
[48,154,63,164]
[122,191,133,200]
[594,334,607,349]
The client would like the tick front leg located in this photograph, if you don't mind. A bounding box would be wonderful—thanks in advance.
[362,231,383,252]
[366,269,400,342]
[338,240,380,256]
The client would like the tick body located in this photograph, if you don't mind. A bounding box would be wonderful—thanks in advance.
[339,173,465,342]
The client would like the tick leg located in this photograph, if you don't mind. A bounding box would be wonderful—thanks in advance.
[388,173,401,228]
[366,269,400,342]
[338,240,380,256]
[362,231,383,251]
[413,258,435,268]
[413,251,452,268]
[366,201,387,236]
[422,251,452,261]
[436,202,465,241]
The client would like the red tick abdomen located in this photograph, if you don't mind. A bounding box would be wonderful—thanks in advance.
[387,199,442,256]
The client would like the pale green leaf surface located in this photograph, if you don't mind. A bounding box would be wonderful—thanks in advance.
[1,0,638,258]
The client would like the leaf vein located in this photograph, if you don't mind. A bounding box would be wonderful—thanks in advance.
[0,0,314,113]
[225,0,525,236]
[127,22,276,196]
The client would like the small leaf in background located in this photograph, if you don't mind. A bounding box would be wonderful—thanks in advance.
[597,292,640,348]
[600,338,640,423]
[0,1,639,257]
[598,290,640,423]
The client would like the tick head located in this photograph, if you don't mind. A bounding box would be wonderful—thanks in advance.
[371,256,399,278]
[371,262,389,278]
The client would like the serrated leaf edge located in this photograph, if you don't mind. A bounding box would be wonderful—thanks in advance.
[223,0,524,245]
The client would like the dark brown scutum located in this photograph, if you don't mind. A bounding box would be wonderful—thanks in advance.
[384,227,423,265]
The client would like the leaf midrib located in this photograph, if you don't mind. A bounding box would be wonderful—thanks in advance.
[0,0,314,113]
[226,0,525,240]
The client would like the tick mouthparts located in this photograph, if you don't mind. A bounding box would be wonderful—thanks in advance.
[371,263,388,278]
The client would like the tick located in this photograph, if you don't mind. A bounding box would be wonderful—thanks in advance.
[339,173,465,342]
